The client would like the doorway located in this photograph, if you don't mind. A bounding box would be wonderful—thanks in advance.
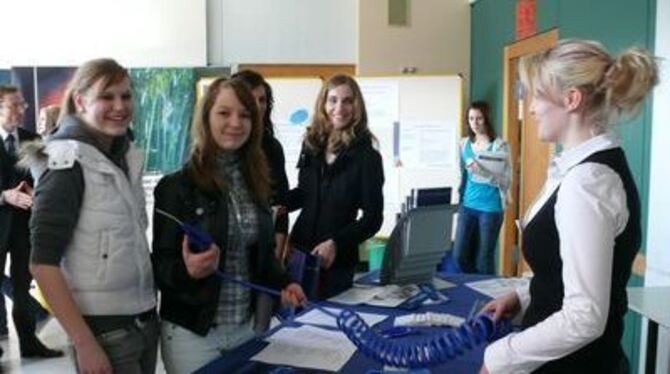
[499,29,559,276]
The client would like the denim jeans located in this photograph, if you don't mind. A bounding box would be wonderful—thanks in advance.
[74,317,159,374]
[452,206,503,274]
[161,319,255,374]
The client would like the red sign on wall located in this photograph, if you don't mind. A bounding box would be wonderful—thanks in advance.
[516,0,537,40]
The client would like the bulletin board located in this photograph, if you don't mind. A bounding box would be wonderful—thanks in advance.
[267,77,323,187]
[358,75,464,235]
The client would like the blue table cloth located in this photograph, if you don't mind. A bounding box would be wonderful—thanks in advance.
[196,273,499,374]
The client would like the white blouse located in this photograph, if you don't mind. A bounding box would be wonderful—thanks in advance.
[484,133,630,373]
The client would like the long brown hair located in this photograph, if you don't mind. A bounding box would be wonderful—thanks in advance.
[304,74,374,154]
[60,58,129,122]
[465,101,496,142]
[188,76,270,204]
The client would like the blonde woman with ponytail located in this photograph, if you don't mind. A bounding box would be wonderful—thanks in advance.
[480,39,658,374]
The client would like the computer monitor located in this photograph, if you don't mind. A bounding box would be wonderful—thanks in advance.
[380,204,458,285]
[411,187,452,208]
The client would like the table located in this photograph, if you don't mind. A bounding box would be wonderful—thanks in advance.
[627,287,670,374]
[196,273,499,374]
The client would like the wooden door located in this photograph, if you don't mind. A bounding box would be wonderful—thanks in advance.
[517,85,554,274]
[500,29,559,276]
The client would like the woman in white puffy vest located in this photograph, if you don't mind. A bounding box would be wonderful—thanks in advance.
[30,58,158,374]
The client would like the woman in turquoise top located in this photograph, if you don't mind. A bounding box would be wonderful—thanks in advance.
[453,101,511,274]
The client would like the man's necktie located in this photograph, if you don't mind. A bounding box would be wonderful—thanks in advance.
[5,134,16,157]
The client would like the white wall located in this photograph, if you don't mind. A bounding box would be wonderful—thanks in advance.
[207,0,225,67]
[646,0,670,288]
[0,0,207,67]
[210,0,357,66]
[358,0,470,79]
[642,0,670,372]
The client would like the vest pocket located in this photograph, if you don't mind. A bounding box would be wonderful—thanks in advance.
[98,229,110,281]
[62,228,112,291]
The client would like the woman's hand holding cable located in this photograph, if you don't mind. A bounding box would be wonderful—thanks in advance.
[479,291,521,321]
[181,237,220,279]
[311,239,337,269]
[281,283,307,307]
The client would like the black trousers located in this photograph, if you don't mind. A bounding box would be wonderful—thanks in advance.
[0,213,37,345]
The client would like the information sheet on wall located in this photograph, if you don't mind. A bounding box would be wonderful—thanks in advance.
[359,75,462,236]
[399,120,457,169]
[359,79,401,236]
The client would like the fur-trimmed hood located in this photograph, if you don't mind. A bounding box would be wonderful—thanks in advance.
[17,138,48,180]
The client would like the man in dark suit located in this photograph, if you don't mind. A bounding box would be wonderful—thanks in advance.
[0,85,62,358]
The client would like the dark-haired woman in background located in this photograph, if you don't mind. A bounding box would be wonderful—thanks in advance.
[232,70,290,260]
[452,101,511,275]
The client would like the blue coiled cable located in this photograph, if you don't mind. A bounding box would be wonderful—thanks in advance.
[217,271,511,369]
[336,308,510,368]
[158,209,512,369]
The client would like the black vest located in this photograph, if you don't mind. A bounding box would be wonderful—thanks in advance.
[521,148,640,373]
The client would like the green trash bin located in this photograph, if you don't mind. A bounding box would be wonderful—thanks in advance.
[367,238,387,271]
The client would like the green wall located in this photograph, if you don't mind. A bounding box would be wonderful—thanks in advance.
[470,0,656,369]
[0,70,9,84]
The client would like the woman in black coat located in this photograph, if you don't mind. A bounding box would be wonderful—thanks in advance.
[288,74,384,299]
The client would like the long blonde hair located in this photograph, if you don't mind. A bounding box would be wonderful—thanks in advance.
[304,74,374,154]
[188,76,270,204]
[520,39,658,134]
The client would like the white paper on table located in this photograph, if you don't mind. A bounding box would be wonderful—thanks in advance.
[252,325,356,372]
[327,285,382,305]
[465,277,530,299]
[329,284,418,308]
[355,272,455,291]
[393,312,465,327]
[364,284,421,308]
[432,277,456,290]
[295,307,388,329]
[329,283,452,308]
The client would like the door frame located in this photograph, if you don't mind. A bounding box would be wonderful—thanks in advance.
[499,29,559,276]
[236,64,356,80]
